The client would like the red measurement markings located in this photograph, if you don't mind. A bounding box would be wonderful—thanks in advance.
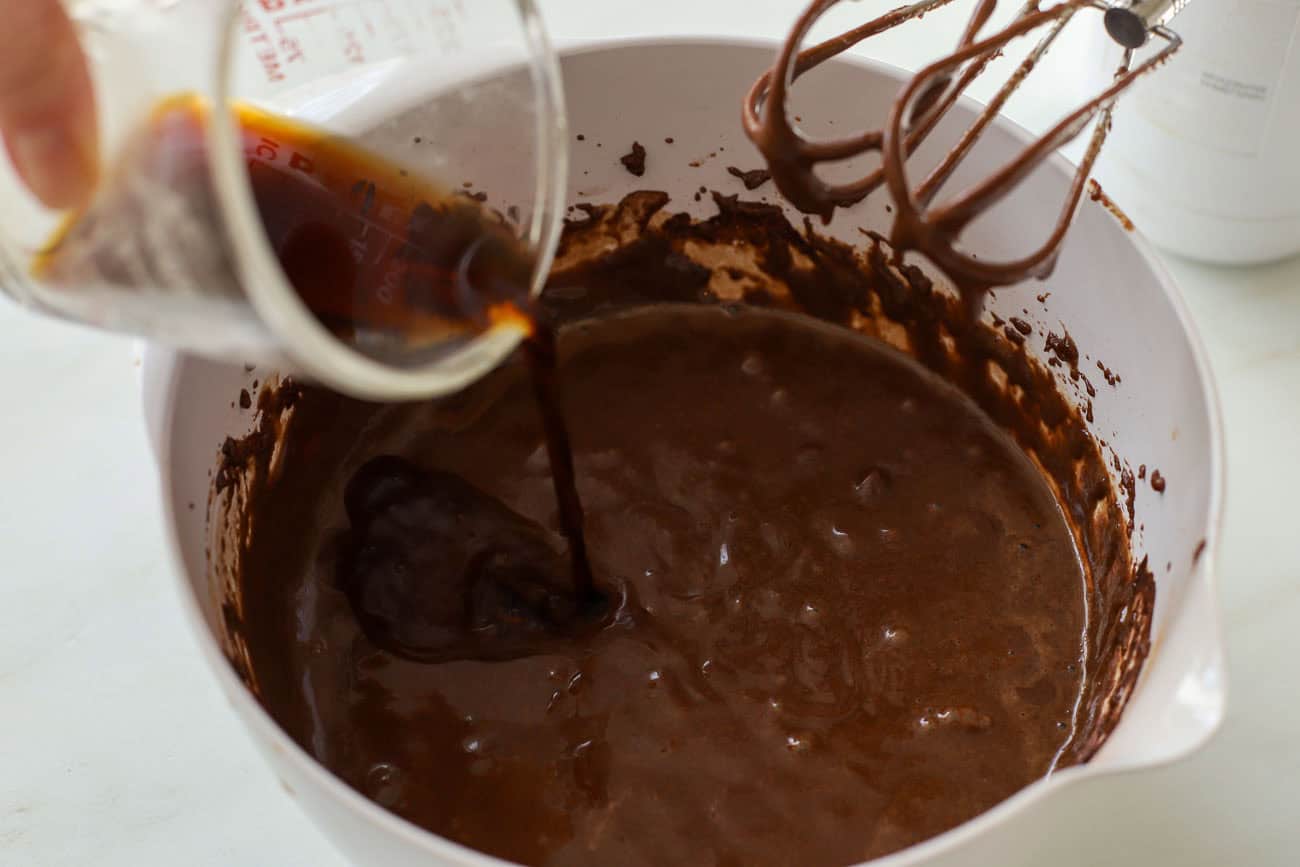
[268,0,349,27]
[242,12,286,82]
[257,0,326,11]
[341,28,365,64]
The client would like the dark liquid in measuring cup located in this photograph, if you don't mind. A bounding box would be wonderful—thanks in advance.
[233,106,533,353]
[230,103,603,651]
[245,107,602,650]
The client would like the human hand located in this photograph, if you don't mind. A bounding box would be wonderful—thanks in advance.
[0,0,97,208]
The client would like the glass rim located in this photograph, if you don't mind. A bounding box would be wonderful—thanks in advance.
[209,0,569,401]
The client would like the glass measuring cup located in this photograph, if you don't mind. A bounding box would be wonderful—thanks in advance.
[0,0,567,400]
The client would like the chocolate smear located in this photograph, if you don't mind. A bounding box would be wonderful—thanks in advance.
[727,165,773,190]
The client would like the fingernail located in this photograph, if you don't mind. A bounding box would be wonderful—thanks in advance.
[9,123,99,210]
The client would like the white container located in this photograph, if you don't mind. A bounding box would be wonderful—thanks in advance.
[1092,0,1300,264]
[143,39,1226,867]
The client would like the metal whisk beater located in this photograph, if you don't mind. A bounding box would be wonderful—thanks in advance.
[743,0,1188,287]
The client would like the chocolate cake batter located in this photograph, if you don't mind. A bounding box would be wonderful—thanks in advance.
[215,191,1153,866]
[228,305,1087,866]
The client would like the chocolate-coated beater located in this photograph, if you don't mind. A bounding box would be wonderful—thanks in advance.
[744,0,1187,287]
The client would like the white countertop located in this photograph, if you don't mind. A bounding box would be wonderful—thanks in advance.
[3,2,1299,865]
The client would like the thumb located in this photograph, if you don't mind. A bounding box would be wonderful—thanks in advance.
[0,0,98,209]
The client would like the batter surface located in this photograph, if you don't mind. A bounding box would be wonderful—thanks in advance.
[233,305,1087,866]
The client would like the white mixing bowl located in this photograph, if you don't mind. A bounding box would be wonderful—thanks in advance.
[142,38,1226,867]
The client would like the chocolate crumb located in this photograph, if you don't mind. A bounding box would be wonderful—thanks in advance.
[1119,468,1136,525]
[1037,292,1051,303]
[1009,317,1032,336]
[1138,464,1146,480]
[1044,331,1079,370]
[1151,470,1166,493]
[239,389,252,410]
[665,137,675,144]
[576,134,586,141]
[1193,539,1207,564]
[1096,360,1120,387]
[689,161,702,168]
[1003,325,1025,344]
[620,142,648,177]
[727,166,773,191]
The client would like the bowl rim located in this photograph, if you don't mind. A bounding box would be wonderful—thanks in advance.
[147,34,1228,867]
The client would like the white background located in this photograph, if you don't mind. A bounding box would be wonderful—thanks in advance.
[3,1,1299,864]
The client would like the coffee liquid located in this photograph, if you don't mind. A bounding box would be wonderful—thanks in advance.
[221,104,600,635]
[36,99,597,663]
[231,106,531,348]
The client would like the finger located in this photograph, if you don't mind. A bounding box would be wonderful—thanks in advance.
[0,0,98,209]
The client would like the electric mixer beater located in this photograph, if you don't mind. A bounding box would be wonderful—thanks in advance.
[745,0,1189,288]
